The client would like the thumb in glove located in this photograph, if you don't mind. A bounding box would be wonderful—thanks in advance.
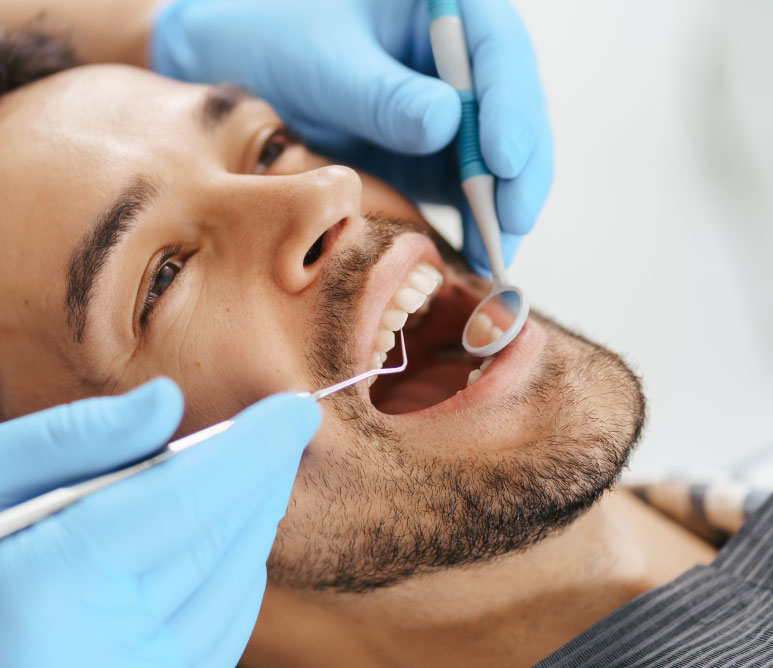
[0,378,184,508]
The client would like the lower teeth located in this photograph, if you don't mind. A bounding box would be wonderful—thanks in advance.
[465,355,496,388]
[480,356,495,372]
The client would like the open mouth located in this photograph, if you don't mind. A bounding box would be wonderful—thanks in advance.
[366,261,512,415]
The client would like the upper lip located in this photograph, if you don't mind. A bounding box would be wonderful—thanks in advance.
[353,233,446,375]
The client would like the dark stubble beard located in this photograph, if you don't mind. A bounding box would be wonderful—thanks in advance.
[268,215,647,593]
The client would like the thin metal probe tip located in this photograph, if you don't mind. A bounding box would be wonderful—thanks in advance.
[308,329,408,401]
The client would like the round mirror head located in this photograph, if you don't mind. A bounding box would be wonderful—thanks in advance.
[462,287,529,357]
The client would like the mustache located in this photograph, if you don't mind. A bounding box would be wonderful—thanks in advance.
[306,215,419,384]
[306,213,463,383]
[304,215,438,443]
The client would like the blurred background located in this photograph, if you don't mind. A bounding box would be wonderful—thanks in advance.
[426,0,773,476]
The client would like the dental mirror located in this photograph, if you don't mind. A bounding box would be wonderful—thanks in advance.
[460,175,530,358]
[463,284,529,358]
[426,2,529,358]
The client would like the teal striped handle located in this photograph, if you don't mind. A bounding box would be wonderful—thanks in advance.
[457,90,490,181]
[428,0,460,21]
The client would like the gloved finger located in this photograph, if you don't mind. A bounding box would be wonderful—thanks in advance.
[195,569,265,668]
[460,0,548,180]
[64,393,318,573]
[140,455,297,624]
[166,501,273,666]
[499,232,524,270]
[139,490,260,621]
[0,378,183,508]
[330,35,461,155]
[495,121,554,237]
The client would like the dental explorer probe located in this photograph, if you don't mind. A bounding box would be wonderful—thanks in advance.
[0,331,408,540]
[427,0,529,357]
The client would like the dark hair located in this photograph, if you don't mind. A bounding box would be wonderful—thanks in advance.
[0,25,78,98]
[0,26,77,422]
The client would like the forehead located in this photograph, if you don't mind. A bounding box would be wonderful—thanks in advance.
[0,65,204,193]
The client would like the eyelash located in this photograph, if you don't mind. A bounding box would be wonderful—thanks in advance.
[140,244,185,329]
[254,126,300,174]
[138,126,300,331]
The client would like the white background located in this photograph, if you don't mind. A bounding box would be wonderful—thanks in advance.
[428,1,773,476]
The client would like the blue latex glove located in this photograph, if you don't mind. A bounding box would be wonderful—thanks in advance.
[0,379,319,668]
[151,0,553,275]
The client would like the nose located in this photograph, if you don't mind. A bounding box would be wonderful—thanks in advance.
[227,165,364,294]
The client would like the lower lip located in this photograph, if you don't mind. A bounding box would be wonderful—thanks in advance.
[386,317,546,420]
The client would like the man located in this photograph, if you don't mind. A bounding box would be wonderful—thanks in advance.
[0,0,555,663]
[1,32,770,668]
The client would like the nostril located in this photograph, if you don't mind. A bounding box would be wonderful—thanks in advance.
[302,219,346,268]
[303,234,325,266]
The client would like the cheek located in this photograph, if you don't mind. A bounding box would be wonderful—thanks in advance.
[170,300,321,435]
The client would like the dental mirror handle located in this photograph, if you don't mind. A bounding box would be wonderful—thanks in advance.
[427,0,508,284]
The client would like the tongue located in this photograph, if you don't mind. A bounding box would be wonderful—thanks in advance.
[372,360,472,414]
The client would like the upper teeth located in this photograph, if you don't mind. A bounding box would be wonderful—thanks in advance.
[392,287,426,314]
[465,312,506,349]
[479,356,495,372]
[381,309,408,331]
[368,262,443,386]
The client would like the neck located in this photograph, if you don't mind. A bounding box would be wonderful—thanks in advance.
[243,490,717,668]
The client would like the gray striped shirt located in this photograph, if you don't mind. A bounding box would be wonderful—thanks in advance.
[535,493,773,667]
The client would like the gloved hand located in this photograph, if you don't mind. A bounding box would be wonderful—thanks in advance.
[151,0,553,275]
[0,378,319,668]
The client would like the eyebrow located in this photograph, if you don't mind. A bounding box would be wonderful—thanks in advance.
[197,82,251,131]
[63,83,247,343]
[65,177,160,343]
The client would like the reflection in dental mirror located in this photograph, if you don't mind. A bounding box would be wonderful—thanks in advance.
[448,165,530,358]
[462,287,529,358]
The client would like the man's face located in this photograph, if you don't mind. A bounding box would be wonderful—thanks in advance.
[0,66,644,592]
